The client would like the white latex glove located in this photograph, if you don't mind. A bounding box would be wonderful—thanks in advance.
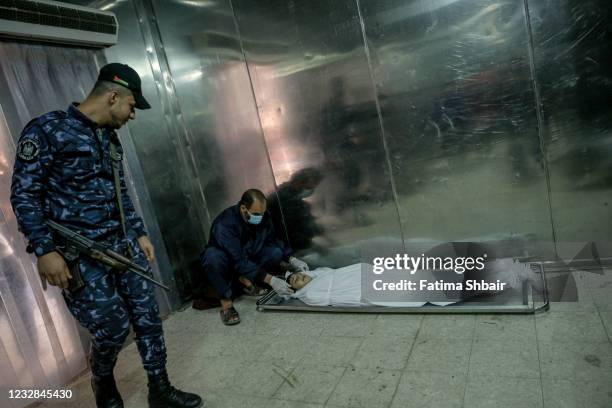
[289,256,309,272]
[270,276,294,296]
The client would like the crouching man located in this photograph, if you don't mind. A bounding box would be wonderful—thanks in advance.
[200,189,309,325]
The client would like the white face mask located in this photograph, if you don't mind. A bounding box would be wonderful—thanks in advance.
[246,210,263,225]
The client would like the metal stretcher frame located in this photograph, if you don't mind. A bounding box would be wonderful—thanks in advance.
[257,263,550,314]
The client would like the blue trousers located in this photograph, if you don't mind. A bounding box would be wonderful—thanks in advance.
[62,234,166,379]
[200,245,284,299]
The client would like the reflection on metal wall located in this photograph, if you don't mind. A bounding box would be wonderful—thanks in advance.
[360,0,554,251]
[150,0,277,217]
[230,0,556,261]
[0,43,95,406]
[527,0,612,244]
[232,0,405,262]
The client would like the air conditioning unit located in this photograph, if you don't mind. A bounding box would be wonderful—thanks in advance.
[0,0,118,48]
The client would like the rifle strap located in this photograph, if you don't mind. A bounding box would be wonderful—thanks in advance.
[110,139,134,259]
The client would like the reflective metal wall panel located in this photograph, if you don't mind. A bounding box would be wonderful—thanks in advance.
[359,0,555,254]
[526,0,612,244]
[149,0,277,217]
[232,0,404,262]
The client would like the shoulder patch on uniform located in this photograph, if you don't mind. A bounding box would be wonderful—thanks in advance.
[17,139,40,162]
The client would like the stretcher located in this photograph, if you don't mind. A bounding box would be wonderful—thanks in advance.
[257,263,549,314]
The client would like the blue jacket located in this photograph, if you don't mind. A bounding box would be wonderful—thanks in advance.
[10,104,146,257]
[205,204,292,277]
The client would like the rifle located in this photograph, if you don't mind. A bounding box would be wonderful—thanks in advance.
[46,220,170,291]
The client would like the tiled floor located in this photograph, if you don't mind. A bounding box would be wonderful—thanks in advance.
[37,269,612,408]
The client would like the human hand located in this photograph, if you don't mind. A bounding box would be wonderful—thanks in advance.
[138,236,155,261]
[289,256,309,272]
[37,251,72,289]
[270,276,294,296]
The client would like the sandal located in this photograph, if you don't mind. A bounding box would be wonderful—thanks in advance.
[220,306,240,326]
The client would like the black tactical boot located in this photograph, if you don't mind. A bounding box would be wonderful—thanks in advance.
[148,372,202,408]
[91,375,124,408]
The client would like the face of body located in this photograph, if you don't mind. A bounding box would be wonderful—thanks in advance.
[289,272,312,290]
[240,198,266,225]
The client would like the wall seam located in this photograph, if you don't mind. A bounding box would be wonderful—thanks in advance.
[354,0,406,251]
[522,0,559,258]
